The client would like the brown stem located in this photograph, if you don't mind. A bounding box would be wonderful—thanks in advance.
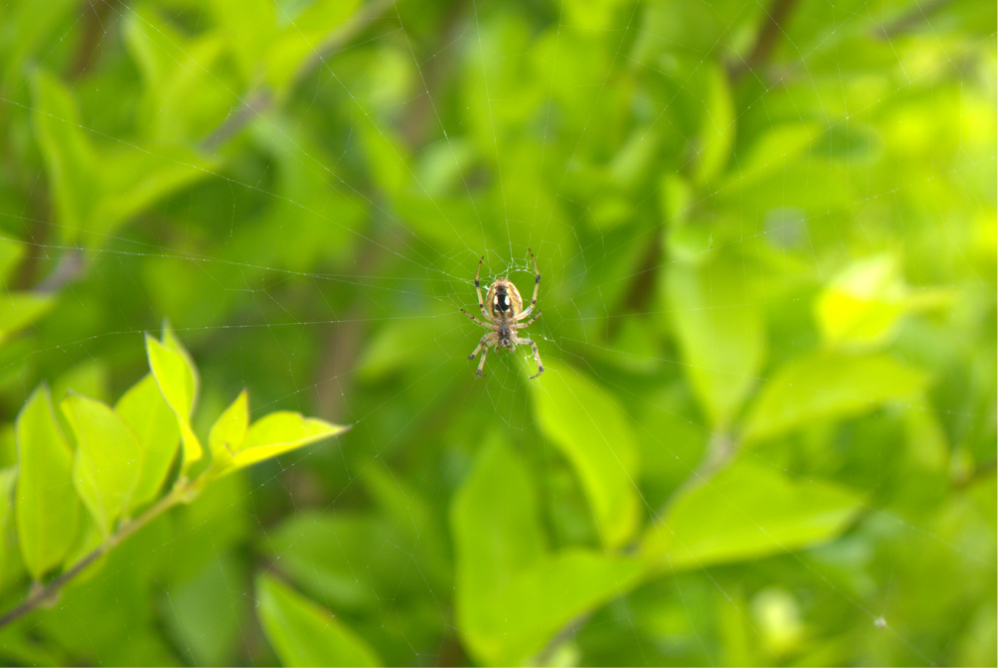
[729,0,800,82]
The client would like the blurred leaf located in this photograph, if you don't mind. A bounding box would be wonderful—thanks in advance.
[30,70,100,244]
[742,351,929,443]
[116,374,180,511]
[815,254,953,349]
[452,438,645,665]
[664,257,766,428]
[643,459,863,569]
[693,64,734,187]
[0,292,55,345]
[0,237,25,283]
[15,386,80,579]
[208,389,248,466]
[219,411,347,473]
[62,393,143,537]
[256,573,380,667]
[528,359,641,549]
[146,334,202,472]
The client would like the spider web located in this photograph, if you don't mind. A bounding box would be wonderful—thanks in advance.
[0,0,994,665]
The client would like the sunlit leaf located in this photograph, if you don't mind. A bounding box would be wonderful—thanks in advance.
[62,393,143,537]
[15,386,81,578]
[208,390,248,465]
[219,412,348,473]
[116,374,180,511]
[742,351,929,443]
[527,359,641,548]
[256,573,380,667]
[643,459,863,569]
[146,334,202,471]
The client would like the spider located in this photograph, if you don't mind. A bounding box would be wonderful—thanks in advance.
[460,250,544,379]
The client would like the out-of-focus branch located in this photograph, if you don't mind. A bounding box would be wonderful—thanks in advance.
[201,0,397,151]
[729,0,800,82]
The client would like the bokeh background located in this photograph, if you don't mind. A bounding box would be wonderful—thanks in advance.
[0,0,995,665]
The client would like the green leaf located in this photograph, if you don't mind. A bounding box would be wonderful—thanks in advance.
[219,412,348,474]
[692,64,734,187]
[115,374,180,511]
[62,393,144,537]
[642,460,863,570]
[0,236,25,283]
[15,386,81,579]
[742,351,930,444]
[815,254,952,349]
[30,70,100,243]
[664,258,766,428]
[451,438,646,665]
[256,573,380,667]
[0,292,55,345]
[528,359,640,549]
[208,390,248,465]
[145,334,202,471]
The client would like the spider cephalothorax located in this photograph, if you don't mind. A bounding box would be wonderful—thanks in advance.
[460,250,544,379]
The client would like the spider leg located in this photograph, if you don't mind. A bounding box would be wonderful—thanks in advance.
[512,311,541,328]
[474,255,489,319]
[460,308,492,328]
[513,336,544,379]
[469,332,497,377]
[513,248,540,321]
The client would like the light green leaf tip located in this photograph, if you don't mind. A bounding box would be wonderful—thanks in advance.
[219,411,348,475]
[256,573,380,667]
[208,389,249,465]
[145,333,203,471]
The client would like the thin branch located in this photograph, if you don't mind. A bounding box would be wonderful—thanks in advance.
[200,0,397,152]
[0,482,190,630]
[729,0,800,82]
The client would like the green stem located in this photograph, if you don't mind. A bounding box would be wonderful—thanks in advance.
[0,481,195,630]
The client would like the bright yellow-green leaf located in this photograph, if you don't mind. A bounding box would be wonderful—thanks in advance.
[815,254,953,349]
[220,412,348,473]
[527,359,640,549]
[664,258,766,428]
[146,334,202,470]
[642,460,863,570]
[0,292,55,345]
[208,390,249,464]
[15,386,81,579]
[256,573,380,667]
[742,351,929,444]
[62,393,144,537]
[693,64,734,188]
[116,374,180,511]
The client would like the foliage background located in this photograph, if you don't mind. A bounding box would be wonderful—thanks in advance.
[0,0,995,665]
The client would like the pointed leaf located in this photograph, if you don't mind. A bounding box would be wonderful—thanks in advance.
[116,374,180,510]
[643,460,863,570]
[208,390,248,465]
[256,573,380,667]
[62,394,144,537]
[220,412,347,473]
[528,359,640,548]
[15,386,81,578]
[146,334,202,470]
[742,351,929,443]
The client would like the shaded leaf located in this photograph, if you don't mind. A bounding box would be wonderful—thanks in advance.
[15,386,80,578]
[256,573,380,667]
[0,292,55,345]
